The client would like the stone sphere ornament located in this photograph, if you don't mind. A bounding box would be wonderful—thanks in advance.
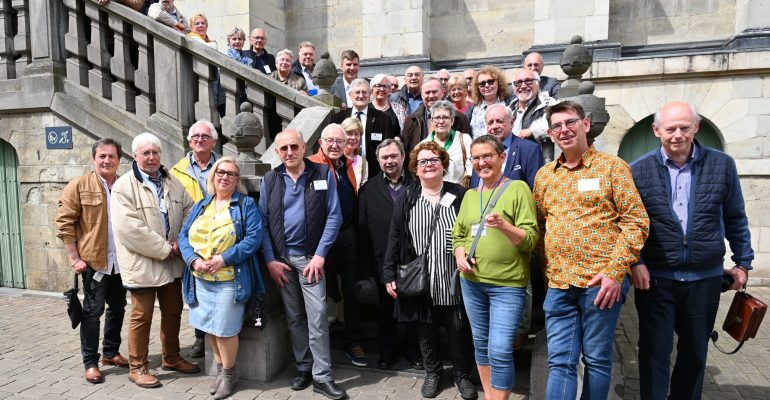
[560,35,592,79]
[228,102,263,160]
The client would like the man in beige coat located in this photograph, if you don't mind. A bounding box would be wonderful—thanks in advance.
[112,132,197,388]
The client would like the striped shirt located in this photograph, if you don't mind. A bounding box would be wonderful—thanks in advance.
[408,195,458,306]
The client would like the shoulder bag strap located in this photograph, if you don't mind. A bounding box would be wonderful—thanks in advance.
[467,179,513,260]
[421,201,443,254]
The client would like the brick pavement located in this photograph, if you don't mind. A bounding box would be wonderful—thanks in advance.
[0,290,527,400]
[2,286,769,399]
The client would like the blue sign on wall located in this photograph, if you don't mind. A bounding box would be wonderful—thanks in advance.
[45,126,73,149]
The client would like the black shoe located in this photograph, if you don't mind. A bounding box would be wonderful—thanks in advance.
[290,371,312,391]
[189,337,204,358]
[312,380,348,400]
[421,372,442,398]
[455,375,478,400]
[377,356,394,370]
[345,344,368,367]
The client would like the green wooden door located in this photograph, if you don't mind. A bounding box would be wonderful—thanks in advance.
[0,139,25,288]
[618,115,723,163]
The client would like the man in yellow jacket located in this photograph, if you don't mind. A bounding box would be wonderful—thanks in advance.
[170,119,219,357]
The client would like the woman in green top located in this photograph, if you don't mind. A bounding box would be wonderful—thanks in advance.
[452,135,539,400]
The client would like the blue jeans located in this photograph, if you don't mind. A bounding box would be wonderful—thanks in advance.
[543,277,630,400]
[461,278,526,391]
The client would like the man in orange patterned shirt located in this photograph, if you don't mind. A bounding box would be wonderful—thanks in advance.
[533,101,649,400]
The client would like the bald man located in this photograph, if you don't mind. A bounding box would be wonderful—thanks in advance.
[259,130,347,399]
[523,52,560,99]
[245,28,276,74]
[630,102,753,400]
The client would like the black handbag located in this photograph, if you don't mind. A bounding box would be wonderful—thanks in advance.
[397,201,442,298]
[63,273,83,329]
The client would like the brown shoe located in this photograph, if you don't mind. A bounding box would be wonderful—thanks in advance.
[85,367,104,384]
[162,357,201,374]
[129,369,161,388]
[102,354,129,367]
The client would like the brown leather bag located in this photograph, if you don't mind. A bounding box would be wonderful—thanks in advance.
[711,290,767,354]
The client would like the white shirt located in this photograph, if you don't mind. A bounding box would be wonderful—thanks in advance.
[343,79,353,107]
[352,106,368,157]
[98,175,119,275]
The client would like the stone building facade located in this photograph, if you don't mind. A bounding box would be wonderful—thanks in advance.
[0,0,768,292]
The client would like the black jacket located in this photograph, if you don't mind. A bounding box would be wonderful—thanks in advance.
[330,104,400,178]
[357,172,415,283]
[382,182,467,322]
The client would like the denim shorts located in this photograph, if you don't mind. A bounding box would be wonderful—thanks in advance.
[461,278,526,391]
[188,277,245,337]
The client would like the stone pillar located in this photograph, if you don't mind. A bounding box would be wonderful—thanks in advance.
[360,0,431,75]
[533,0,609,45]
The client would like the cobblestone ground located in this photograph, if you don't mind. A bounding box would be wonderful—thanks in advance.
[617,286,770,400]
[0,290,527,400]
[2,287,769,399]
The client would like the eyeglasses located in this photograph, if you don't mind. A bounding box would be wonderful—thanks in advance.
[470,153,499,164]
[405,72,423,78]
[438,78,449,83]
[251,36,265,40]
[477,78,497,88]
[190,134,213,142]
[278,143,300,152]
[416,157,441,167]
[513,78,538,88]
[549,118,581,133]
[321,138,345,146]
[431,115,451,121]
[390,83,399,89]
[215,169,240,179]
[351,90,369,96]
[372,84,387,90]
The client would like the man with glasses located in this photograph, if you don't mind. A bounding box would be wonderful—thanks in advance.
[331,78,399,178]
[402,78,471,156]
[388,76,400,94]
[245,28,275,74]
[330,50,361,108]
[259,130,347,400]
[112,132,198,388]
[309,124,367,367]
[170,119,218,358]
[390,65,425,117]
[510,69,558,163]
[523,52,560,99]
[435,69,451,99]
[533,101,649,400]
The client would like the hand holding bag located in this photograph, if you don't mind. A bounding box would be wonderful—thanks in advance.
[710,288,767,354]
[63,273,83,329]
[397,200,442,298]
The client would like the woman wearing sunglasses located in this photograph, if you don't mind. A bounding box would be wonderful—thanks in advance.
[468,66,513,138]
[179,157,266,400]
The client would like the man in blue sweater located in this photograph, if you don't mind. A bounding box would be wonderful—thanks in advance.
[260,130,347,400]
[630,102,754,400]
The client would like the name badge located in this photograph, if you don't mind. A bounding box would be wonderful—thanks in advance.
[371,133,383,141]
[471,223,487,237]
[313,180,328,190]
[578,178,600,192]
[439,192,456,208]
[263,65,272,74]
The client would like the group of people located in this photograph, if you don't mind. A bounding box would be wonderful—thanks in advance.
[61,4,753,400]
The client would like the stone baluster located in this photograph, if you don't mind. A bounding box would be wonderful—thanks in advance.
[0,2,14,79]
[83,0,111,98]
[63,0,89,86]
[11,0,30,77]
[132,26,154,119]
[191,58,217,123]
[219,70,241,122]
[244,83,268,152]
[108,14,135,112]
[275,96,295,131]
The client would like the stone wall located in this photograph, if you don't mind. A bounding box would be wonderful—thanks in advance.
[284,0,361,65]
[0,112,131,292]
[609,0,736,46]
[534,0,609,45]
[430,0,534,62]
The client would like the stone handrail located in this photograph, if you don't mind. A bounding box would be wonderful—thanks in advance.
[59,0,329,151]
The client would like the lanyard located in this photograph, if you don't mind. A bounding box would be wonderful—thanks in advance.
[478,175,504,222]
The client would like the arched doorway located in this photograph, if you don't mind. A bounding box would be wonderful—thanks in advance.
[617,115,723,163]
[0,139,26,288]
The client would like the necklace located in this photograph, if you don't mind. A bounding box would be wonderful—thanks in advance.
[422,184,443,196]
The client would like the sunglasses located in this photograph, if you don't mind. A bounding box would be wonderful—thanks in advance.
[477,78,497,88]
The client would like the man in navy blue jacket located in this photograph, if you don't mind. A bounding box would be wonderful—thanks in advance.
[630,102,754,400]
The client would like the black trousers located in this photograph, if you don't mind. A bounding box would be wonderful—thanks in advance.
[635,275,722,400]
[378,285,420,360]
[417,304,474,379]
[327,225,363,344]
[80,268,127,368]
